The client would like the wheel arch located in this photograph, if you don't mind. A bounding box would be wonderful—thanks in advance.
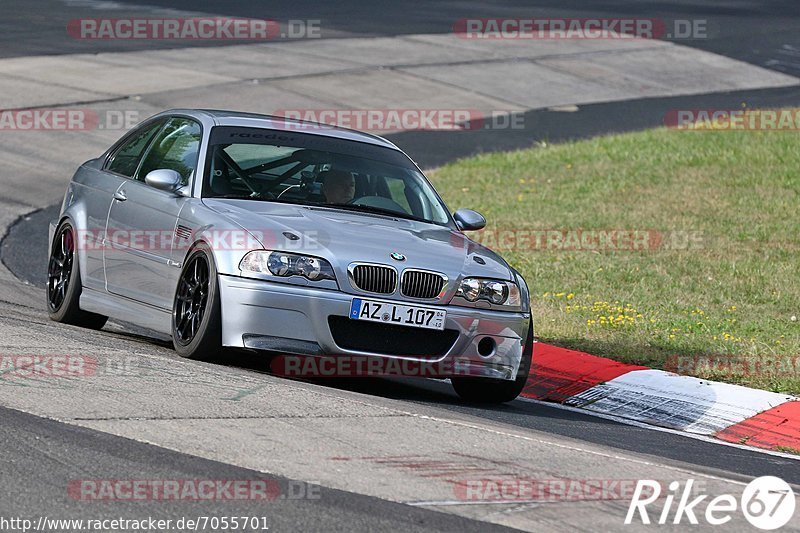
[171,237,224,358]
[178,238,222,273]
[50,209,89,287]
[177,226,251,277]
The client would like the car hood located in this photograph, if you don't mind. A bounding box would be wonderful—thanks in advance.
[203,199,513,282]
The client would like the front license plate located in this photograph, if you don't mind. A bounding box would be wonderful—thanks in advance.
[349,298,446,331]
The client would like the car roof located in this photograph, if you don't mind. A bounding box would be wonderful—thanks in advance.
[159,108,402,151]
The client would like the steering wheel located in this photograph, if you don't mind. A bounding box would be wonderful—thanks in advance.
[351,195,408,214]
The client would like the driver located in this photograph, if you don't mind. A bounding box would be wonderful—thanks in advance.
[320,169,355,204]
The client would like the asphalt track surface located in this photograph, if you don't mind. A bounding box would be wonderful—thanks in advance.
[3,0,800,168]
[4,0,800,79]
[2,1,800,531]
[0,406,518,532]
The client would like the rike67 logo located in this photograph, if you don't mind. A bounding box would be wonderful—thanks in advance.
[626,476,795,529]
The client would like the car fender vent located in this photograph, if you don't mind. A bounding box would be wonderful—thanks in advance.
[175,225,193,241]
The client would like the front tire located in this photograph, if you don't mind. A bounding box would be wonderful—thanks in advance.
[451,318,533,404]
[46,222,108,330]
[172,244,222,360]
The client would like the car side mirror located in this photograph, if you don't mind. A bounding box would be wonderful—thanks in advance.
[453,208,486,231]
[145,169,182,193]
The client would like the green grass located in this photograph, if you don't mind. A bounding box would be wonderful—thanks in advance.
[776,446,800,456]
[428,126,800,393]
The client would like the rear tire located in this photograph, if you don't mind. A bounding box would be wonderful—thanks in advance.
[172,244,222,360]
[451,318,533,404]
[46,222,108,330]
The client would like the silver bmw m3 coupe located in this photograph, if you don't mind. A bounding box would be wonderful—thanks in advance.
[47,109,533,403]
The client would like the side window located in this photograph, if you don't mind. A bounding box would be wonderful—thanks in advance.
[137,118,202,186]
[105,120,164,177]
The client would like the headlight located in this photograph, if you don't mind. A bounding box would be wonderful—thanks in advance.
[457,277,521,307]
[460,278,481,301]
[240,251,336,282]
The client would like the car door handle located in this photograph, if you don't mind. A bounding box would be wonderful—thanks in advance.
[113,191,127,202]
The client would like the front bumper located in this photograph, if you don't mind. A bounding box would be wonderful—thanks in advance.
[218,275,531,380]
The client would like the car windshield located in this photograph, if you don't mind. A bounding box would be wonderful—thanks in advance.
[204,126,452,225]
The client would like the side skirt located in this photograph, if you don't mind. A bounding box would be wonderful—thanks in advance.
[80,287,173,335]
